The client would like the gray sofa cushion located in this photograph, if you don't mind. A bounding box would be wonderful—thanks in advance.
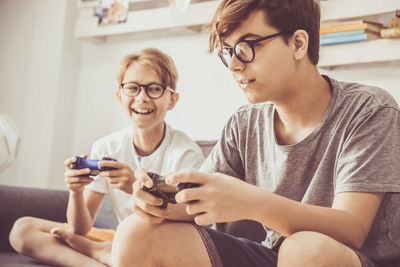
[0,252,50,267]
[0,185,69,253]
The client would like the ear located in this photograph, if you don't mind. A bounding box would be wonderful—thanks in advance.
[167,92,179,110]
[116,88,122,104]
[291,29,309,61]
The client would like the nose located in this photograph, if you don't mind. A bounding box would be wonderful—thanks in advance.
[228,54,245,72]
[135,87,151,101]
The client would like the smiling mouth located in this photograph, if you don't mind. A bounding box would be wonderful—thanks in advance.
[238,79,255,88]
[132,108,154,115]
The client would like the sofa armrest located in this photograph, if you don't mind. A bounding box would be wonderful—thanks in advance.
[0,185,69,252]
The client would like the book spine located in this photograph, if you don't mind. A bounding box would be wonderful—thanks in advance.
[320,33,367,45]
[320,29,365,38]
[321,19,364,28]
[380,27,400,38]
[389,18,400,28]
[320,23,367,34]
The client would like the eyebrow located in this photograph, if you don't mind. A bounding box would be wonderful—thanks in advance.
[120,81,162,85]
[222,33,263,47]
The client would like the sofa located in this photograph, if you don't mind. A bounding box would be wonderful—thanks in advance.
[0,141,266,266]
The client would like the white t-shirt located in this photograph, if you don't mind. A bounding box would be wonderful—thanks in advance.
[85,124,204,222]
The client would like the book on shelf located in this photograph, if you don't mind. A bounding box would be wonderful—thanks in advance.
[390,17,400,28]
[381,27,400,38]
[320,31,380,46]
[380,10,400,38]
[320,29,365,38]
[320,20,384,34]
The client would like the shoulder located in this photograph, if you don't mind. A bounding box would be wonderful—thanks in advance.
[166,125,203,155]
[224,102,274,132]
[91,127,132,152]
[164,125,205,171]
[235,102,274,116]
[329,76,399,114]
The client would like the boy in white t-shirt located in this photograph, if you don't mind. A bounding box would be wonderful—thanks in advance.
[9,48,204,266]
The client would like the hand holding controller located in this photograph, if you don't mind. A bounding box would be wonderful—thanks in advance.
[142,172,199,209]
[70,156,117,176]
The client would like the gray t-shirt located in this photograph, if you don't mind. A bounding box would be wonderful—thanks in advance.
[201,76,400,265]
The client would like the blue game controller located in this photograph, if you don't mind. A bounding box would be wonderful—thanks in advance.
[70,156,117,176]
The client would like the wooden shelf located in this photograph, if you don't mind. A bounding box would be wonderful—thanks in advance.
[319,39,400,68]
[320,0,399,22]
[75,0,400,68]
[75,0,219,39]
[75,0,399,39]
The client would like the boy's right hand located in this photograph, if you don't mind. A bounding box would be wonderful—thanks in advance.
[132,168,169,224]
[64,155,93,194]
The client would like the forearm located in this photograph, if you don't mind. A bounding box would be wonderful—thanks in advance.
[66,191,94,234]
[248,187,368,249]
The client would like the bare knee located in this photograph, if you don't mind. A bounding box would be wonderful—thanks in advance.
[112,215,161,266]
[112,215,194,267]
[9,216,39,254]
[278,231,332,267]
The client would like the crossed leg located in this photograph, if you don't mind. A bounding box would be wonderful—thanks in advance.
[111,214,212,267]
[111,214,364,267]
[9,216,110,267]
[278,231,363,267]
[51,227,112,265]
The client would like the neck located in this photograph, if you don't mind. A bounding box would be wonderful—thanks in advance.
[273,66,331,145]
[133,123,166,156]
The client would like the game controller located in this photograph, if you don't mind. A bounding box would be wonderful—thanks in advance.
[70,156,117,176]
[142,172,199,209]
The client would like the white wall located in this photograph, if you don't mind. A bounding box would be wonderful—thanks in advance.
[0,0,81,189]
[1,1,399,189]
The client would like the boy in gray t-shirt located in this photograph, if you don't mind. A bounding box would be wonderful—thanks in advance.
[111,1,400,267]
[200,75,400,265]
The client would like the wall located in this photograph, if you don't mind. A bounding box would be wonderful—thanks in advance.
[0,0,81,189]
[1,1,399,189]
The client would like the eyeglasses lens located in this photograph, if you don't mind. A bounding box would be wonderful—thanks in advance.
[123,83,140,96]
[147,84,164,98]
[220,49,232,68]
[235,42,253,63]
[220,42,254,68]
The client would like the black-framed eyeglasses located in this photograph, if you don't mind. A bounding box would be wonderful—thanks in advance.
[119,82,175,99]
[219,32,284,68]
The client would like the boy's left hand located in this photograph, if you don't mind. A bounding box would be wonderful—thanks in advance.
[98,159,135,194]
[166,171,257,225]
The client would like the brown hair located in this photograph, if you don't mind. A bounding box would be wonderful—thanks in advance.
[117,48,178,90]
[209,0,321,65]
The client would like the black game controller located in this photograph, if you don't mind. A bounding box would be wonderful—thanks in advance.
[70,156,117,176]
[142,172,199,209]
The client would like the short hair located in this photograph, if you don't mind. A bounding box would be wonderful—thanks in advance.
[117,48,178,90]
[209,0,321,65]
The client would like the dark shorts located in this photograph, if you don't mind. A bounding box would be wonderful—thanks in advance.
[194,225,376,267]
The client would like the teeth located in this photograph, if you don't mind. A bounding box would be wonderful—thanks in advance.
[132,108,154,114]
[239,79,252,84]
